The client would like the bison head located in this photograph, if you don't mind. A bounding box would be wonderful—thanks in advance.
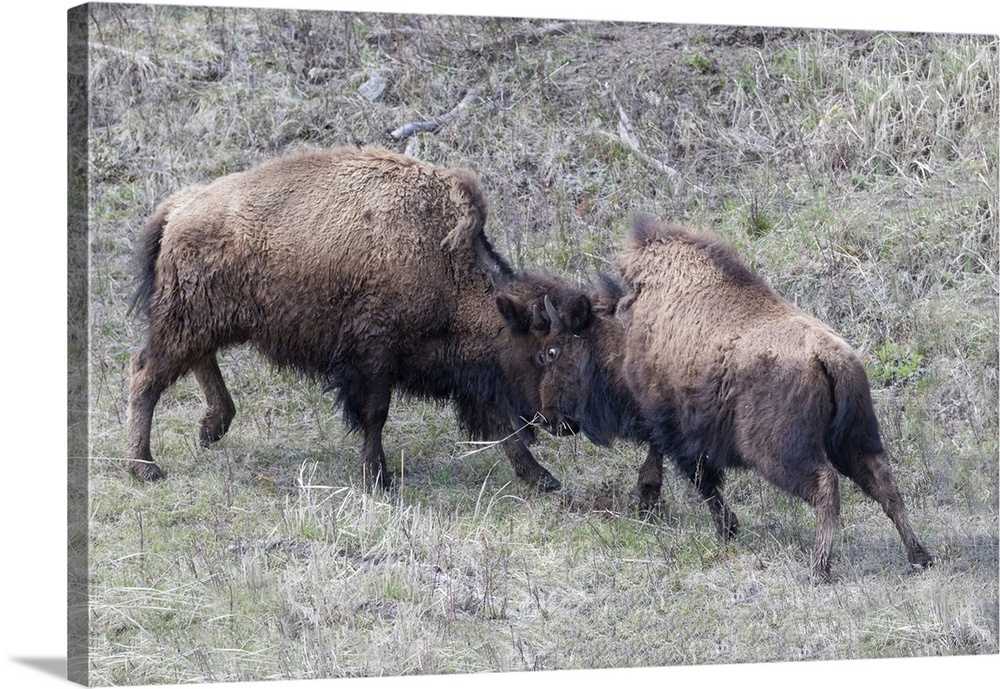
[496,274,631,447]
[495,279,598,438]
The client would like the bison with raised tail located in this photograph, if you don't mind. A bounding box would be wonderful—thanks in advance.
[518,215,932,580]
[126,146,578,491]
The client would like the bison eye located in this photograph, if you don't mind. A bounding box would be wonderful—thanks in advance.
[546,347,560,363]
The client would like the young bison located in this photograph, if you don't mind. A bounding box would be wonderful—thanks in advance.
[514,215,932,580]
[127,146,579,492]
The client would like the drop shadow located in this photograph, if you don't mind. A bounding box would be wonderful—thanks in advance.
[11,657,66,679]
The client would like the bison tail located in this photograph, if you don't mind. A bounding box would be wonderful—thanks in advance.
[127,203,168,320]
[128,186,203,319]
[820,346,884,475]
[128,186,205,319]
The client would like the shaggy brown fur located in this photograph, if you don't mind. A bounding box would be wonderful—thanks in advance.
[126,146,579,491]
[516,215,933,580]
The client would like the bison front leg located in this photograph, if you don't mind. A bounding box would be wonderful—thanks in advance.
[632,446,664,508]
[499,434,561,491]
[456,404,560,491]
[358,386,392,492]
[680,454,740,540]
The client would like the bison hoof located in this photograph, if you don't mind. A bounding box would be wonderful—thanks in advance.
[129,460,166,482]
[712,509,740,541]
[722,516,740,540]
[363,471,394,493]
[535,472,562,492]
[631,483,662,509]
[810,565,833,584]
[199,424,223,447]
[908,548,934,570]
[199,416,232,447]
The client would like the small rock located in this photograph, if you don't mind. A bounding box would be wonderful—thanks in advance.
[358,69,392,102]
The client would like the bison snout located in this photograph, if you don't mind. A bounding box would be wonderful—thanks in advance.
[538,409,580,437]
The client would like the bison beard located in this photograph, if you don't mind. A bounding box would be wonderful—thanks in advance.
[517,215,933,581]
[125,147,581,492]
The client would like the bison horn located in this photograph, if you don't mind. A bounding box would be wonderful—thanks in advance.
[544,294,564,330]
[532,303,549,332]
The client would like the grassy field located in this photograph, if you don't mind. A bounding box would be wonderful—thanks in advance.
[78,3,997,685]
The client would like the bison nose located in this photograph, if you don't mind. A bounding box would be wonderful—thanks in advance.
[560,417,581,435]
[539,409,580,437]
[538,409,561,435]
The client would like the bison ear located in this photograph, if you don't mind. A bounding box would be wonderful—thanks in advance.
[496,295,530,334]
[566,294,592,333]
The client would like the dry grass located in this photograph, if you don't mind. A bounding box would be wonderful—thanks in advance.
[76,4,998,685]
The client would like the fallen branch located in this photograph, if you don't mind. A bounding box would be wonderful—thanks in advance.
[390,91,480,140]
[614,97,680,181]
[612,93,704,195]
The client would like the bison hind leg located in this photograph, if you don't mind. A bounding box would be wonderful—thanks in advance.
[193,352,237,447]
[799,463,841,582]
[126,343,193,481]
[844,451,933,570]
[758,455,841,581]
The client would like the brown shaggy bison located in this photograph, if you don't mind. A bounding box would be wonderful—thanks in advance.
[518,215,933,580]
[126,146,579,491]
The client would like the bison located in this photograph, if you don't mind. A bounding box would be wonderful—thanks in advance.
[126,146,580,492]
[516,215,932,580]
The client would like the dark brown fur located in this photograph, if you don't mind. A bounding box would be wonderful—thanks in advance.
[126,146,580,491]
[516,215,932,580]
